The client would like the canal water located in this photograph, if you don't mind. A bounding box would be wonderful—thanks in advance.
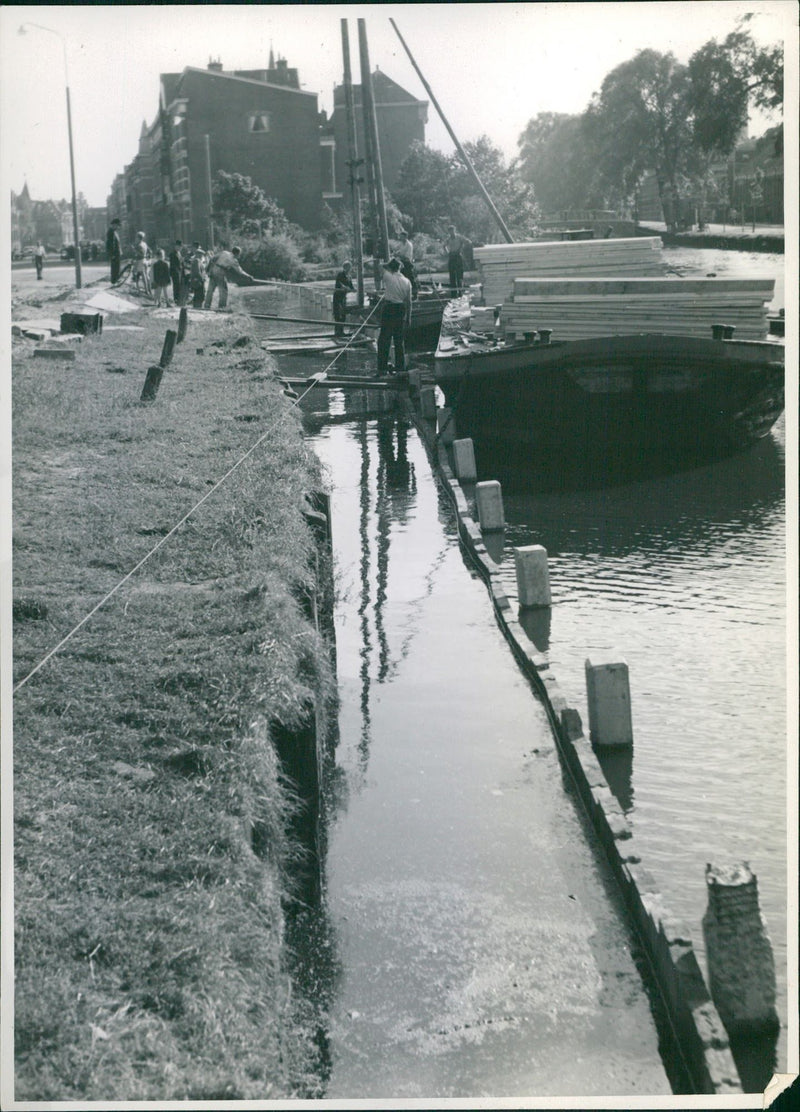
[299,410,672,1099]
[472,247,791,1078]
[244,244,789,1094]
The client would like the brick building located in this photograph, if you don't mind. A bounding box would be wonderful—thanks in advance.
[107,55,427,248]
[321,69,428,203]
[108,54,323,247]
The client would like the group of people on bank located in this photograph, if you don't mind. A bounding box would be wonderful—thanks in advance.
[334,224,471,376]
[106,219,258,311]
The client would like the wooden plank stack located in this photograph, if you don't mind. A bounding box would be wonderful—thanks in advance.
[503,277,775,341]
[475,237,665,305]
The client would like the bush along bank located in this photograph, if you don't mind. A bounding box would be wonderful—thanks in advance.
[12,306,336,1100]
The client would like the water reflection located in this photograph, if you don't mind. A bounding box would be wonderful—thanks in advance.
[357,423,372,773]
[595,746,634,815]
[501,424,784,564]
[517,604,552,655]
[288,412,429,1094]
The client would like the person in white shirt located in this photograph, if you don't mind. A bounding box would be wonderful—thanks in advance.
[394,230,418,296]
[203,246,253,310]
[132,232,152,296]
[33,241,46,280]
[377,258,412,375]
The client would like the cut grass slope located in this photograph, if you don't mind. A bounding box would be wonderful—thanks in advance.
[12,310,334,1100]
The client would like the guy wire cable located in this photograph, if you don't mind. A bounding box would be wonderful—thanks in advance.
[13,295,387,694]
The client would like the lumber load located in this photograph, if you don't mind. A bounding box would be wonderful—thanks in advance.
[502,277,775,342]
[475,237,665,304]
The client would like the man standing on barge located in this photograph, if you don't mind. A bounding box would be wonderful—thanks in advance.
[377,257,412,376]
[333,260,355,338]
[446,224,468,295]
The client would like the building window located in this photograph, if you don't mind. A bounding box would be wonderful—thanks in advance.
[247,112,271,133]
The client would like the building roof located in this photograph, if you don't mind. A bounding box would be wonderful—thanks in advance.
[162,64,317,104]
[333,69,425,107]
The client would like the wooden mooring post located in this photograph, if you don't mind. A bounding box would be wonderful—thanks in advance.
[160,329,178,367]
[141,329,178,401]
[177,307,189,343]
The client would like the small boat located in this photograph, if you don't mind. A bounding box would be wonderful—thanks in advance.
[433,298,785,486]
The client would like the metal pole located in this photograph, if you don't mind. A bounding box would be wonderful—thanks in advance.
[355,23,381,291]
[65,81,82,288]
[205,135,215,249]
[389,17,514,244]
[341,20,365,306]
[19,24,82,286]
[357,20,390,263]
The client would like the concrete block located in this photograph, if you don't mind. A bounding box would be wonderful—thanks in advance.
[606,811,633,841]
[33,348,76,361]
[559,706,583,742]
[419,385,437,419]
[452,438,477,481]
[572,738,607,788]
[475,480,504,532]
[514,544,551,608]
[491,580,511,610]
[585,654,633,747]
[702,862,778,1037]
[437,407,457,445]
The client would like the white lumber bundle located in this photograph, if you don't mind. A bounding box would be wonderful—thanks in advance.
[475,237,664,304]
[502,277,775,341]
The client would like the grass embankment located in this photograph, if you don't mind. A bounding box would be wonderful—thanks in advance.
[12,307,334,1100]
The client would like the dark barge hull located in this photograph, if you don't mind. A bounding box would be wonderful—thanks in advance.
[435,333,785,487]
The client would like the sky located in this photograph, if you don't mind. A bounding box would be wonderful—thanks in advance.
[0,2,794,208]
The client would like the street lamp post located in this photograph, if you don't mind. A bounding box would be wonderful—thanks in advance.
[18,22,82,289]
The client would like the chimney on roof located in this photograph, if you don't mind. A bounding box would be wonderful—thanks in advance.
[207,57,223,72]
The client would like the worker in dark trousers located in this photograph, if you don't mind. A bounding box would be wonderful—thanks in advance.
[446,224,468,295]
[333,261,354,337]
[377,258,412,375]
[169,240,186,305]
[106,219,122,284]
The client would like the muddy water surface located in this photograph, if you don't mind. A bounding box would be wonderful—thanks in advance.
[301,413,671,1099]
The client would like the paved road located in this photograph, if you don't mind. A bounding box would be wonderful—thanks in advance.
[11,264,110,299]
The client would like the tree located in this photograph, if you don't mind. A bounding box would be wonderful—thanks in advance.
[392,142,456,234]
[393,137,539,243]
[211,171,289,238]
[517,112,609,213]
[687,33,782,158]
[450,137,540,242]
[584,49,696,227]
[581,29,783,230]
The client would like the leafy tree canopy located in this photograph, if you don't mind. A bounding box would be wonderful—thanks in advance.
[516,24,783,226]
[212,171,289,235]
[392,142,456,235]
[517,113,610,212]
[451,137,540,242]
[392,137,538,243]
